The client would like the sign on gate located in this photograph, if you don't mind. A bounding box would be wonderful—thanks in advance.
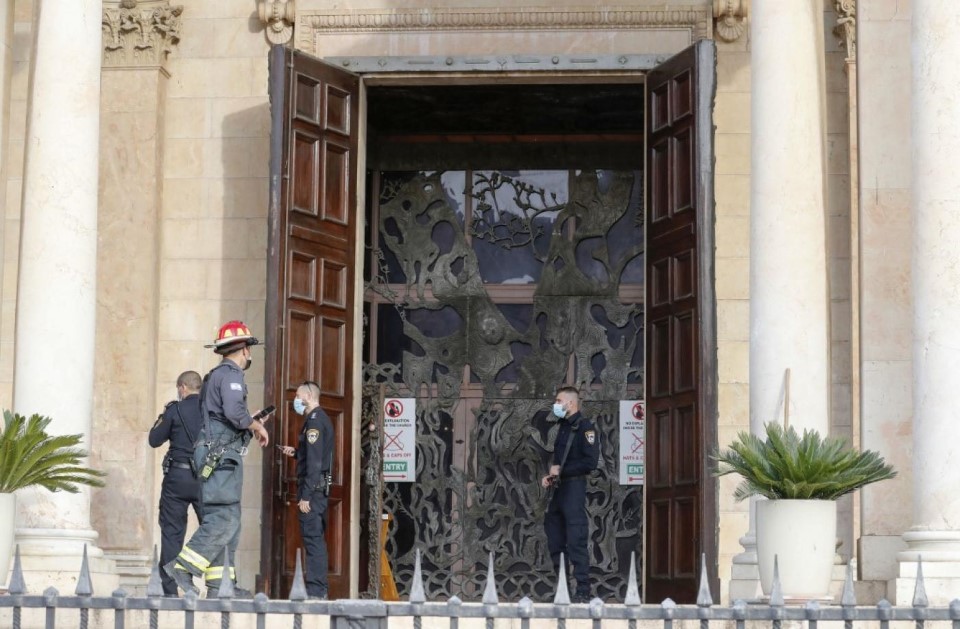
[383,397,416,482]
[619,400,645,485]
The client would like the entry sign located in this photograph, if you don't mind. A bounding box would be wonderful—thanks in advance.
[619,400,645,485]
[383,398,416,482]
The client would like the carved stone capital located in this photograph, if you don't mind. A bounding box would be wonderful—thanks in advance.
[102,0,183,68]
[713,0,748,42]
[833,0,856,62]
[259,0,296,45]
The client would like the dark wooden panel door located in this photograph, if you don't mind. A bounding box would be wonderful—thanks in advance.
[644,40,718,604]
[261,45,360,600]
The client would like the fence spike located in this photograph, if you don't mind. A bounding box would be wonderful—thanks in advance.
[8,545,26,595]
[43,585,59,605]
[948,598,960,618]
[661,597,677,618]
[146,545,164,598]
[840,559,857,606]
[409,547,426,603]
[518,596,534,617]
[75,543,93,596]
[288,548,307,601]
[482,551,499,604]
[732,598,748,620]
[183,587,199,609]
[696,552,713,607]
[589,597,604,617]
[624,551,641,605]
[877,598,893,622]
[217,546,236,598]
[553,552,571,605]
[913,555,928,608]
[769,555,784,607]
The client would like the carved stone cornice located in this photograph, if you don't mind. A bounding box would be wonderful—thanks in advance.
[258,0,296,45]
[713,0,748,42]
[833,0,856,62]
[102,0,183,68]
[296,6,712,56]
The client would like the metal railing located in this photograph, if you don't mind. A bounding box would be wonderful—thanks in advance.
[2,544,959,629]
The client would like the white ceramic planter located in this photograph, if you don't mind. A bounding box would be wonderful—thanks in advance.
[0,492,15,588]
[756,499,836,599]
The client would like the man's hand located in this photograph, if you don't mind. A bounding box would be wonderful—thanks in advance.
[278,445,295,457]
[541,474,558,488]
[549,464,560,477]
[298,499,311,513]
[250,420,269,447]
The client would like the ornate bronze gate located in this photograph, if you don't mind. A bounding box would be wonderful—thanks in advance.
[362,169,645,601]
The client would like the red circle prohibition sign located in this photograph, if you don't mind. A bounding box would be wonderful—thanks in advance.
[384,399,404,418]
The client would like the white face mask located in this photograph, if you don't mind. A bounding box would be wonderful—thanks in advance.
[553,402,567,419]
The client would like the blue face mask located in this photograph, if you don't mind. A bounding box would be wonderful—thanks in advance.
[293,398,306,416]
[553,402,566,419]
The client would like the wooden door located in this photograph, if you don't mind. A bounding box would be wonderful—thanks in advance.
[260,45,360,599]
[644,40,718,604]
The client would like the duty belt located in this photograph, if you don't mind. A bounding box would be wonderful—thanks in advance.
[168,461,193,471]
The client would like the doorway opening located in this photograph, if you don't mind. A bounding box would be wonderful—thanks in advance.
[359,81,646,601]
[263,41,716,604]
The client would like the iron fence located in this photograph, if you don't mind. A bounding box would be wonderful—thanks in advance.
[2,544,959,629]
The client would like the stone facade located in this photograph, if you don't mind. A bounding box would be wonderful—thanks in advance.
[0,0,948,605]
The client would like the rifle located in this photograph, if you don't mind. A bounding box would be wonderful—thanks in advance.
[543,417,580,505]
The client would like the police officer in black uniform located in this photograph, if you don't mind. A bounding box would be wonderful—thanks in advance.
[280,381,335,599]
[149,370,204,597]
[164,320,272,598]
[541,385,601,603]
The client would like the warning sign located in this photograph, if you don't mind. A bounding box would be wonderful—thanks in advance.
[619,400,645,485]
[383,398,416,482]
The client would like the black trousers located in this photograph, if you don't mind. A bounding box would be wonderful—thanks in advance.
[544,476,590,593]
[298,494,329,598]
[158,466,202,596]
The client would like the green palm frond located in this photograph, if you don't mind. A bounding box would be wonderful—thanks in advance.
[0,410,106,493]
[713,422,896,501]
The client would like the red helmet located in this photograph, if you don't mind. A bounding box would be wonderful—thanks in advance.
[205,320,259,354]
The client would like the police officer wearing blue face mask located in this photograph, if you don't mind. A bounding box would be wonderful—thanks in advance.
[540,385,601,603]
[279,381,335,599]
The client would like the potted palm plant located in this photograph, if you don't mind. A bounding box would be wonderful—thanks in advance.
[0,411,106,587]
[715,422,896,600]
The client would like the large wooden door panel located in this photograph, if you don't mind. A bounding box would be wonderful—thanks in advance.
[262,44,360,600]
[644,40,717,604]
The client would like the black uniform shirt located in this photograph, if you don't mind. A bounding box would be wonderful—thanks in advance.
[296,406,335,501]
[553,411,601,478]
[149,394,202,463]
[202,360,253,431]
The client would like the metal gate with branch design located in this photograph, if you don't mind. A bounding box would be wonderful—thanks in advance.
[362,169,645,601]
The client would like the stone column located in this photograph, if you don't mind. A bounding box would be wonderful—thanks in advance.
[0,0,12,223]
[12,0,116,590]
[92,0,182,592]
[894,0,960,606]
[729,0,831,601]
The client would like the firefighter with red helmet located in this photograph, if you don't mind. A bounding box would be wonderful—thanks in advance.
[163,320,273,598]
